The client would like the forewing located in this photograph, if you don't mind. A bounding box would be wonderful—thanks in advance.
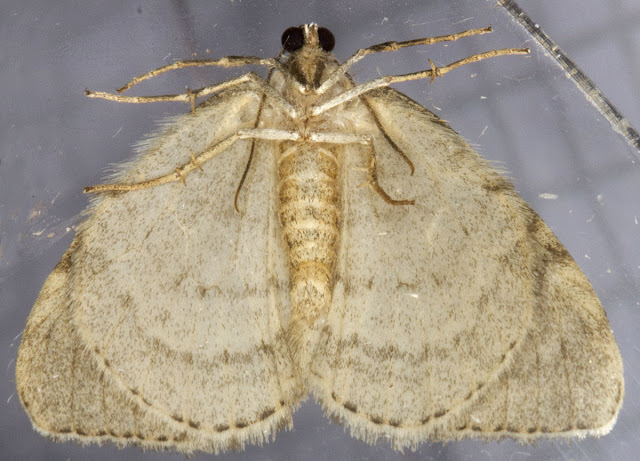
[308,88,622,449]
[17,85,300,453]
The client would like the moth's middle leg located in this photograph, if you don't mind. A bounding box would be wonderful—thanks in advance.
[84,128,301,194]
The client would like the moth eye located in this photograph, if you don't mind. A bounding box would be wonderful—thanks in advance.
[281,26,304,52]
[318,27,335,52]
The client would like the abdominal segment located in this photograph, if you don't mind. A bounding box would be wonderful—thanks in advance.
[278,142,340,327]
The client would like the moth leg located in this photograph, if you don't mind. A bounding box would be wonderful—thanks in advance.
[310,47,530,116]
[358,143,415,206]
[237,128,301,141]
[307,132,370,145]
[115,56,289,93]
[307,132,414,205]
[316,26,493,95]
[359,96,415,175]
[86,72,299,119]
[84,129,298,194]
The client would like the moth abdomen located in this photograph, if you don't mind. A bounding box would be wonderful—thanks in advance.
[278,143,340,322]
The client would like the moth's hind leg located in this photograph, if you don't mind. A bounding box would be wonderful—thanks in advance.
[356,142,415,206]
[308,132,414,206]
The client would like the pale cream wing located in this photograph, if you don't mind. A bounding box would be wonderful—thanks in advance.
[308,88,622,449]
[445,215,623,441]
[17,243,212,452]
[17,85,299,453]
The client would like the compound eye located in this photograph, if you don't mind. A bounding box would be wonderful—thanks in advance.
[318,27,335,52]
[281,26,304,52]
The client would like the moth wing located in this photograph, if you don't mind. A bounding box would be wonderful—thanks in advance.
[308,88,623,449]
[17,244,208,451]
[16,85,300,453]
[447,217,623,440]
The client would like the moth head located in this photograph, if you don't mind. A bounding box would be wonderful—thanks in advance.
[281,24,335,53]
[280,24,337,90]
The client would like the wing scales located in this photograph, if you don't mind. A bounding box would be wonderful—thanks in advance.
[307,88,622,449]
[17,86,301,453]
[448,216,623,439]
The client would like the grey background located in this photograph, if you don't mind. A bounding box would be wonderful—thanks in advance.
[1,1,639,460]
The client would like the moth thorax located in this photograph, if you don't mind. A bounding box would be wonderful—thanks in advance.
[277,143,340,320]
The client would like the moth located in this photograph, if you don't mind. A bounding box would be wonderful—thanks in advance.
[17,24,623,453]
